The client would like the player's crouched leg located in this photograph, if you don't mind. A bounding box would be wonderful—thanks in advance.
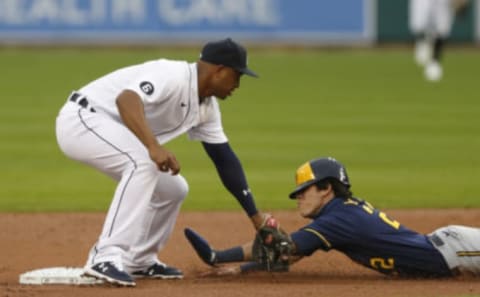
[120,167,188,279]
[123,156,189,207]
[137,173,188,278]
[151,173,189,208]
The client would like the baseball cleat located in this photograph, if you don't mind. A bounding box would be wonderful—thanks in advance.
[83,261,136,287]
[131,263,183,279]
[184,228,217,266]
[424,61,443,82]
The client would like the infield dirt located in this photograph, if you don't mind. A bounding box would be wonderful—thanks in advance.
[2,210,480,297]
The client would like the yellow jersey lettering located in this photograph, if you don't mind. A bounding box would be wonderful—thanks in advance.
[344,198,359,205]
[360,200,401,230]
[379,212,400,230]
[370,257,395,270]
[362,204,374,214]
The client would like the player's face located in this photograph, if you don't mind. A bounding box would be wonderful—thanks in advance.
[296,184,330,218]
[211,66,241,99]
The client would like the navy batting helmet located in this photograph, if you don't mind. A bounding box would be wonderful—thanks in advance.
[289,157,350,199]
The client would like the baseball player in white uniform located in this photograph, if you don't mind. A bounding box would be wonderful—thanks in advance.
[55,38,271,286]
[409,0,470,81]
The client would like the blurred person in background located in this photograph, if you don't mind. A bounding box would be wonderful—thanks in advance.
[409,0,470,82]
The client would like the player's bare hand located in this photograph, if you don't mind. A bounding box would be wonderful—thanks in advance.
[200,265,241,277]
[251,212,280,230]
[148,145,180,175]
[166,153,180,175]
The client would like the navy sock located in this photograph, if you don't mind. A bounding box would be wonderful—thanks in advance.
[215,246,244,263]
[433,37,445,62]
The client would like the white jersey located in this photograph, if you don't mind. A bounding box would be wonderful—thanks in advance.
[79,59,228,144]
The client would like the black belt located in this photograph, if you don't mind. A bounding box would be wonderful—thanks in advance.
[69,92,96,112]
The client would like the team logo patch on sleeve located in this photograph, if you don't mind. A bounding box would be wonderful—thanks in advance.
[140,81,154,95]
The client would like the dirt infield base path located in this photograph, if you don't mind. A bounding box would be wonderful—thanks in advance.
[2,209,480,297]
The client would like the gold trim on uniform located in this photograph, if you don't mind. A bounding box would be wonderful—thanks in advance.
[304,228,331,248]
[295,162,315,186]
[344,198,359,205]
[457,251,480,257]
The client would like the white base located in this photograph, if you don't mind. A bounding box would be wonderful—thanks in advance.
[19,267,104,285]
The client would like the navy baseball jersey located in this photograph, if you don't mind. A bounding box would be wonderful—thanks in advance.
[291,197,451,277]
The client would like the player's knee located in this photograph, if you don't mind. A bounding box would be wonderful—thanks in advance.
[151,174,189,206]
[170,175,189,203]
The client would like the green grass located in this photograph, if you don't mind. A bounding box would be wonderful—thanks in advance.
[1,47,479,211]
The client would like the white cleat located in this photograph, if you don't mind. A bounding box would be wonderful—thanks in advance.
[424,61,443,82]
[414,40,432,67]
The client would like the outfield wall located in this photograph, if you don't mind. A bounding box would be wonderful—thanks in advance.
[0,0,478,45]
[0,0,375,45]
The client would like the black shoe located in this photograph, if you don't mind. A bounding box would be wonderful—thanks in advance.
[83,262,136,286]
[132,263,183,279]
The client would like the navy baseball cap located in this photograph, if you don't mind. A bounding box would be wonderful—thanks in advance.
[200,38,258,78]
[289,157,351,199]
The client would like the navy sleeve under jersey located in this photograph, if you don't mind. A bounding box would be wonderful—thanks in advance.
[290,197,451,277]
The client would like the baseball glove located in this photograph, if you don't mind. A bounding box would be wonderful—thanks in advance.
[251,222,294,272]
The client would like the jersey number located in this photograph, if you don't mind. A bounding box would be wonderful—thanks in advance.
[361,201,400,230]
[379,212,400,229]
[370,257,395,270]
[343,199,399,271]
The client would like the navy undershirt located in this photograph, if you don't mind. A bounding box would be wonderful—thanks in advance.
[202,142,258,217]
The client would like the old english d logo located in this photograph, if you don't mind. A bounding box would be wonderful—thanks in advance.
[140,81,154,95]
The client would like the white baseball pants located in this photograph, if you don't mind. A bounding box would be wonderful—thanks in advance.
[409,0,455,37]
[429,225,480,275]
[56,98,188,272]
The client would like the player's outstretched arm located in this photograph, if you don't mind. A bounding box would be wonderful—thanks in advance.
[184,228,220,266]
[185,227,303,276]
[185,228,251,266]
[202,142,272,229]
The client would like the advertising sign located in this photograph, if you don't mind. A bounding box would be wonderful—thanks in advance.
[0,0,375,45]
